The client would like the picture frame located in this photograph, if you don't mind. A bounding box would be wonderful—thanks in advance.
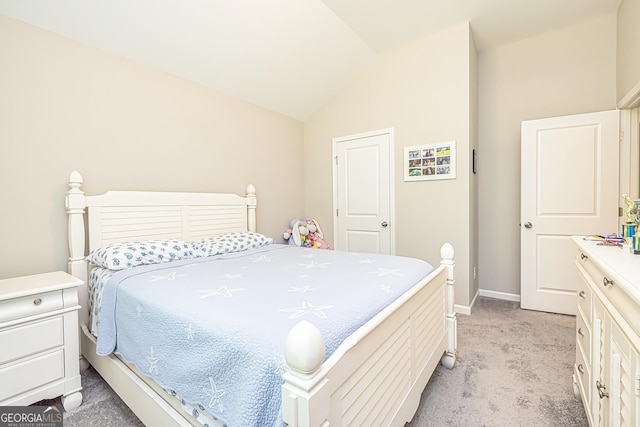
[404,140,456,181]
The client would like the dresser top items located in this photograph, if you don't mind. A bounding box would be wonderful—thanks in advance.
[572,236,640,307]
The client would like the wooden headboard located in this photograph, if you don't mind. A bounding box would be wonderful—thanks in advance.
[65,170,257,327]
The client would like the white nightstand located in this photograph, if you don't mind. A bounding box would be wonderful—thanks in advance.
[0,271,83,410]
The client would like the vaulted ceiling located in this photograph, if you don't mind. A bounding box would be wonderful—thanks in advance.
[0,0,621,120]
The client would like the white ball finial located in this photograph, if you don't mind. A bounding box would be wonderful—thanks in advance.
[284,320,325,375]
[440,242,454,260]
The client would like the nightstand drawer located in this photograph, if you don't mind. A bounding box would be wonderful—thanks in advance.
[0,290,63,323]
[0,350,65,401]
[0,317,64,365]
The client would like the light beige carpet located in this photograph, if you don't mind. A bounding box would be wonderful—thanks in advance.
[407,297,588,427]
[45,297,587,426]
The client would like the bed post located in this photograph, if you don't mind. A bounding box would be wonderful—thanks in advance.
[440,242,457,369]
[66,171,89,370]
[66,171,87,285]
[281,320,330,427]
[246,184,257,232]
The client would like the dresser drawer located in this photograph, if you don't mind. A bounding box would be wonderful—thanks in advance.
[576,268,591,322]
[575,341,591,409]
[0,290,63,324]
[0,317,64,365]
[576,310,591,365]
[576,250,602,284]
[0,350,65,401]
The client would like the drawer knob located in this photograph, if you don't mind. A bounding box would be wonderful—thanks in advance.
[602,277,614,287]
[578,290,586,299]
[577,364,584,374]
[33,298,42,306]
[580,253,588,260]
[577,328,584,337]
[596,380,609,399]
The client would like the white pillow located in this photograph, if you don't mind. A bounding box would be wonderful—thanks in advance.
[191,232,273,257]
[87,239,193,270]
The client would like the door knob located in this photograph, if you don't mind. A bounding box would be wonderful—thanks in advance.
[381,221,388,227]
[524,222,532,229]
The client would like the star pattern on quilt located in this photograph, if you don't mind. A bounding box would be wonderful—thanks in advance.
[288,285,315,293]
[186,323,195,340]
[273,357,288,376]
[251,255,271,263]
[298,261,329,269]
[301,253,315,258]
[136,305,143,317]
[203,377,226,412]
[147,347,159,374]
[381,285,394,294]
[279,301,334,319]
[358,258,376,264]
[368,268,402,277]
[147,271,187,282]
[198,285,244,299]
[221,273,242,279]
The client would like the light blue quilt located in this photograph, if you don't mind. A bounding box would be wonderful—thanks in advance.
[96,244,434,426]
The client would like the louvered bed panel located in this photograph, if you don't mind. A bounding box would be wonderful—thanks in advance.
[187,205,247,240]
[414,285,447,368]
[82,189,254,250]
[322,266,451,427]
[340,320,412,426]
[91,206,184,246]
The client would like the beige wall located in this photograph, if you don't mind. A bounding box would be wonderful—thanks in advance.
[478,13,617,297]
[1,11,620,305]
[469,30,479,302]
[0,15,304,279]
[304,23,476,306]
[617,0,640,105]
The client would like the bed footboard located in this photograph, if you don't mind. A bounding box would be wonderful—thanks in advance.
[282,243,456,427]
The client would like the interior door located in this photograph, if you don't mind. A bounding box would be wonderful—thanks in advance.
[333,129,394,254]
[521,110,619,314]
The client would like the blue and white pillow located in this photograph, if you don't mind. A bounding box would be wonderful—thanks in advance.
[191,232,273,257]
[87,239,193,270]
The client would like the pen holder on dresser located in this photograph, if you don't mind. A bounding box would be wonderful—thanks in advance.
[622,222,636,245]
[633,234,640,254]
[621,194,639,253]
[624,223,640,254]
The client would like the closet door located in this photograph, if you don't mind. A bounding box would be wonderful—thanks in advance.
[333,129,394,254]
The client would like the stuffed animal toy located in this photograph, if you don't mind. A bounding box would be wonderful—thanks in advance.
[283,218,329,249]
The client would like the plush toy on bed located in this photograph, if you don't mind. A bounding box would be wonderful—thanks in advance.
[283,218,330,249]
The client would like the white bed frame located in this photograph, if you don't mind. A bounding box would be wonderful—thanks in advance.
[65,170,457,427]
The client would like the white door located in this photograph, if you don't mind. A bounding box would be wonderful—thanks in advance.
[333,129,394,254]
[521,110,619,314]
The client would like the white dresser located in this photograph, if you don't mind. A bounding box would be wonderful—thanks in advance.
[572,236,640,427]
[0,271,83,410]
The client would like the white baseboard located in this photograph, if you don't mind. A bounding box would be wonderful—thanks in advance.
[454,304,471,316]
[454,289,479,315]
[478,289,521,302]
[455,289,521,315]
